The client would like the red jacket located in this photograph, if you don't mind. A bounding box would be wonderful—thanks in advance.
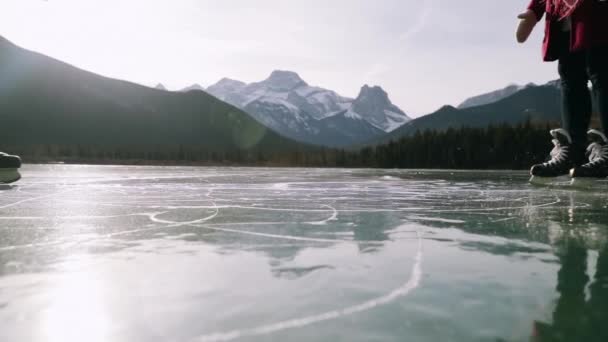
[527,0,608,61]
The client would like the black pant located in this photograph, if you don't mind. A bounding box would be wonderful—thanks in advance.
[559,45,608,146]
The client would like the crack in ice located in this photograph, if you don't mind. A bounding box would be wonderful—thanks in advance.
[192,232,424,342]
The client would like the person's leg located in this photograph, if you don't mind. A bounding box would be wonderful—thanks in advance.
[529,49,590,180]
[552,243,589,341]
[587,45,608,133]
[586,244,608,341]
[569,45,608,179]
[559,50,592,147]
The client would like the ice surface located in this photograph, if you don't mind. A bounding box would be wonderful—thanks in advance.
[1,165,607,342]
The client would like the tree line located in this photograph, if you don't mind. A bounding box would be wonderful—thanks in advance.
[1,120,555,170]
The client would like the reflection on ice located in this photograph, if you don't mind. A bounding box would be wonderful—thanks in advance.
[0,165,607,342]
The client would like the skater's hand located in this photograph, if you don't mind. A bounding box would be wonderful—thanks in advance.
[517,10,536,21]
[516,10,538,43]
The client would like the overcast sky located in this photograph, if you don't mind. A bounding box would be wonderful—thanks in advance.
[0,0,557,117]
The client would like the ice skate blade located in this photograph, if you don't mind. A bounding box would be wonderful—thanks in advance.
[529,175,571,187]
[0,169,21,184]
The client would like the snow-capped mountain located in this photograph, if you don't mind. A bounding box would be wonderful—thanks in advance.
[206,70,410,147]
[181,84,205,92]
[349,85,410,132]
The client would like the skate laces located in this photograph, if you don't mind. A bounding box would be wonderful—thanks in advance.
[547,139,569,165]
[586,142,608,166]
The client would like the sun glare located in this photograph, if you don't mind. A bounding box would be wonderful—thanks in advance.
[40,256,112,342]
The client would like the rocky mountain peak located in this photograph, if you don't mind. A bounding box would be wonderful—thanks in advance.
[216,77,246,87]
[355,85,390,106]
[351,85,410,132]
[262,70,307,90]
[206,78,246,98]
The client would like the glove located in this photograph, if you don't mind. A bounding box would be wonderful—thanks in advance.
[516,10,538,43]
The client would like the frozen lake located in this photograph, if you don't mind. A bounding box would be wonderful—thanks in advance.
[1,165,607,342]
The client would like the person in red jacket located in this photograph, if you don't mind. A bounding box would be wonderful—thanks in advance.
[518,0,608,181]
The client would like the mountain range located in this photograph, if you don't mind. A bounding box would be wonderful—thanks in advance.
[377,81,562,145]
[0,34,565,158]
[0,35,305,157]
[205,71,411,147]
[198,73,562,147]
[458,84,532,109]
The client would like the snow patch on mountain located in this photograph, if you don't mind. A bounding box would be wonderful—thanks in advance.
[344,109,363,120]
[384,110,410,132]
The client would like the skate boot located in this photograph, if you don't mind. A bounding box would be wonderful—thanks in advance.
[570,130,608,180]
[0,152,21,184]
[530,129,585,184]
